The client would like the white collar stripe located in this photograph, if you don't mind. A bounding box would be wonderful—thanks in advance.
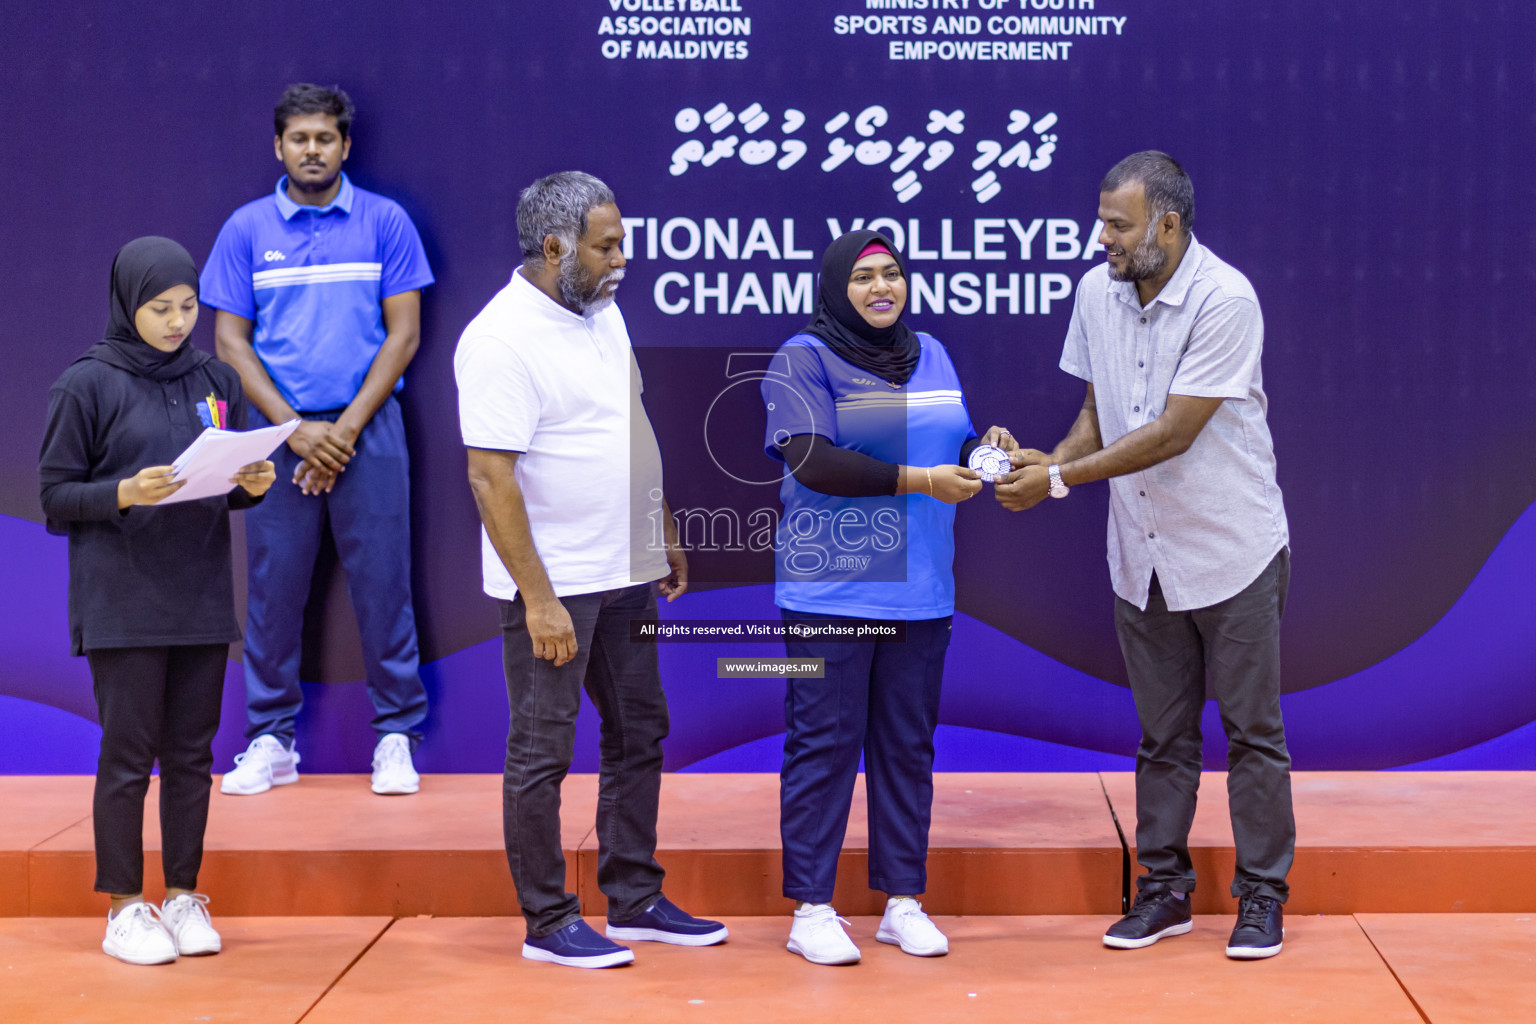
[836,392,964,405]
[836,389,963,402]
[252,262,383,286]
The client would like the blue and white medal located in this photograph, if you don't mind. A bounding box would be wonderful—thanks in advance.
[968,444,1011,483]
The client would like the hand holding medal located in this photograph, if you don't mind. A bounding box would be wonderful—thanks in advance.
[969,425,1021,483]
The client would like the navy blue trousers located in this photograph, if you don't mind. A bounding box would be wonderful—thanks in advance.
[242,398,427,746]
[779,611,951,903]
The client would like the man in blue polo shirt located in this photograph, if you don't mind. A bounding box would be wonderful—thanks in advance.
[200,83,433,797]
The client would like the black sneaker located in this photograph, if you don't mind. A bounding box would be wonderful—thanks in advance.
[1102,889,1193,949]
[1226,895,1283,959]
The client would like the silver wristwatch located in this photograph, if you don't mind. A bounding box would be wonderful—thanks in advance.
[1048,464,1070,498]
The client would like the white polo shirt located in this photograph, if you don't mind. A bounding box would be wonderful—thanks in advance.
[454,269,669,600]
[1060,238,1289,612]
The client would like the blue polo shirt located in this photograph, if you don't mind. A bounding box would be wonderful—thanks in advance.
[762,333,976,620]
[200,173,434,412]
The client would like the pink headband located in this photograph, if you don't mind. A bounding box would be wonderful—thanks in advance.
[856,241,893,261]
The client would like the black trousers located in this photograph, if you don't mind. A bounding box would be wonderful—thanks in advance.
[87,644,227,895]
[1114,548,1295,903]
[498,584,669,937]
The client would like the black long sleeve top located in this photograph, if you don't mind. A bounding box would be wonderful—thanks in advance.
[39,354,260,655]
[777,433,985,497]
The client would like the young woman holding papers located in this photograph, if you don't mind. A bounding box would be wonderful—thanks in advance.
[38,237,275,965]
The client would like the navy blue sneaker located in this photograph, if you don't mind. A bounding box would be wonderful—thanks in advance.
[1102,889,1193,949]
[522,920,635,968]
[1226,895,1284,960]
[606,894,729,946]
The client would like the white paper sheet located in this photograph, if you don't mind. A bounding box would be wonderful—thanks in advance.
[161,419,300,504]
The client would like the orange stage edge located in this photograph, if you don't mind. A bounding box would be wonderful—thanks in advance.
[4,771,1536,918]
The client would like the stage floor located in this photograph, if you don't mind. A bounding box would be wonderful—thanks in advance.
[5,771,1535,918]
[2,913,1532,1023]
[3,771,1533,1021]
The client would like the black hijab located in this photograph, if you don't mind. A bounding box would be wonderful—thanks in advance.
[801,229,922,387]
[81,236,210,382]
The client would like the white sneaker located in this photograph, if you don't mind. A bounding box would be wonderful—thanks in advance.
[371,733,420,795]
[876,897,949,956]
[161,893,222,956]
[220,735,299,795]
[787,903,861,965]
[102,902,178,965]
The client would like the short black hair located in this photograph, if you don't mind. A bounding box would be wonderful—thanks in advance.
[274,83,355,138]
[1101,151,1195,235]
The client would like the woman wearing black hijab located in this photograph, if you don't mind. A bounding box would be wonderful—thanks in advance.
[39,237,275,965]
[761,230,1013,965]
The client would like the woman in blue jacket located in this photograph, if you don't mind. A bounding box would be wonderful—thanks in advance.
[762,229,1010,965]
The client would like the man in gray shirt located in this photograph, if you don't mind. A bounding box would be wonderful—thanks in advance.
[997,151,1293,960]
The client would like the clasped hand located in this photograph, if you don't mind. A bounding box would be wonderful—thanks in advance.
[288,419,358,495]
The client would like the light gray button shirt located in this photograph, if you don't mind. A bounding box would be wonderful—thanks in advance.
[1059,237,1288,612]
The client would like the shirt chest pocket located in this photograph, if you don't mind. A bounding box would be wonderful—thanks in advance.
[1153,323,1190,360]
[1149,327,1192,392]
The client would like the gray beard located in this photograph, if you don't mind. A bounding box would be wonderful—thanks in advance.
[558,251,623,314]
[1107,221,1168,282]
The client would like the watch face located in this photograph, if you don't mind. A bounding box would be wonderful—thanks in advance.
[1050,482,1070,498]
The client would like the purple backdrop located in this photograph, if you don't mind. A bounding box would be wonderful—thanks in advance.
[2,1,1533,773]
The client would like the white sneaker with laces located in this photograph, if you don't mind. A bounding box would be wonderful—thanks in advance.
[876,897,949,956]
[220,735,299,796]
[102,902,178,965]
[787,903,861,965]
[371,733,420,795]
[162,893,222,956]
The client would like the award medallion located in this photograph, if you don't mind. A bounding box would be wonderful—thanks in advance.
[968,444,1011,483]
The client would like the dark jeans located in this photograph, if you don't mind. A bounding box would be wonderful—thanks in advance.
[1115,547,1295,903]
[243,398,427,747]
[87,644,227,895]
[499,583,669,936]
[779,611,951,903]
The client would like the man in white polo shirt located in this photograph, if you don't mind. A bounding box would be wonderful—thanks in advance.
[455,171,726,969]
[997,152,1293,961]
